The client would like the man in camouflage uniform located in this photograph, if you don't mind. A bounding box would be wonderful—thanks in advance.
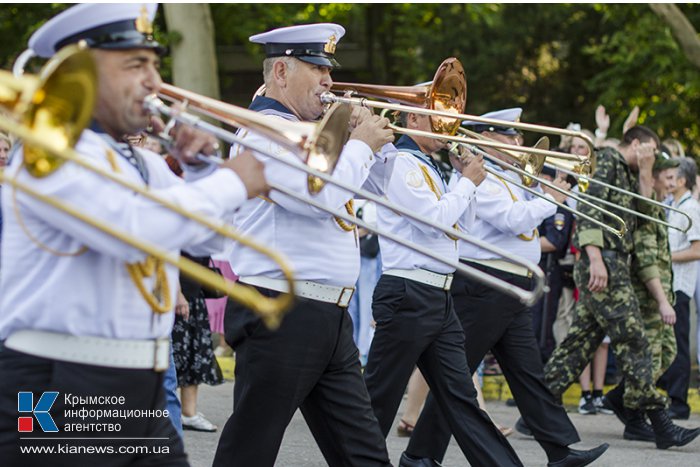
[601,152,680,442]
[543,126,699,450]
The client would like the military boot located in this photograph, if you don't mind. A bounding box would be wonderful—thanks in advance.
[623,409,654,442]
[647,408,700,449]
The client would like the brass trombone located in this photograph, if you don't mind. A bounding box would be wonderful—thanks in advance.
[445,137,627,238]
[142,92,548,306]
[328,57,590,164]
[544,158,692,233]
[158,83,350,194]
[1,44,295,329]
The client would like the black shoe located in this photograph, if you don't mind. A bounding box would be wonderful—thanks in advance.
[623,409,655,442]
[667,406,690,420]
[647,408,700,449]
[547,443,609,467]
[601,393,628,426]
[515,417,532,436]
[506,398,517,407]
[399,452,442,467]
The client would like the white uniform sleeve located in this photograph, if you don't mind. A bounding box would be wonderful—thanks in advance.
[361,143,398,196]
[475,175,557,235]
[386,154,475,237]
[234,120,377,218]
[11,141,247,263]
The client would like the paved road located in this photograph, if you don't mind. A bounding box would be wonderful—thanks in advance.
[185,382,700,467]
[183,382,700,466]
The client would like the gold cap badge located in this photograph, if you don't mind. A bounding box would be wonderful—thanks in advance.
[135,5,153,35]
[324,35,337,54]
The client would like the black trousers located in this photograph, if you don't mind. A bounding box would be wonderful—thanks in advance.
[406,264,580,463]
[659,291,691,417]
[214,287,390,467]
[364,275,522,467]
[0,347,188,467]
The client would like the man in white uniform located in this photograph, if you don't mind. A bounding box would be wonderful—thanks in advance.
[405,109,609,467]
[213,23,395,467]
[362,110,525,467]
[0,4,266,466]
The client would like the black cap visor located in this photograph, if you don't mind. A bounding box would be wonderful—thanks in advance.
[55,19,166,56]
[265,42,340,68]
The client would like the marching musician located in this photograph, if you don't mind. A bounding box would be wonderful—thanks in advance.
[0,3,268,466]
[213,23,395,467]
[362,109,525,467]
[404,108,609,467]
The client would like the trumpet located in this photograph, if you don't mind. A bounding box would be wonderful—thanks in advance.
[1,44,295,329]
[143,92,548,306]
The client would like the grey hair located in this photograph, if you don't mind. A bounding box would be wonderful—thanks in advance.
[262,56,297,87]
[677,157,697,192]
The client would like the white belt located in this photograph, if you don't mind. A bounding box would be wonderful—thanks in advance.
[463,258,532,278]
[239,276,355,308]
[384,269,453,290]
[5,330,170,372]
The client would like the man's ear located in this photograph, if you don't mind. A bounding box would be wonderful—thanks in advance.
[272,60,287,88]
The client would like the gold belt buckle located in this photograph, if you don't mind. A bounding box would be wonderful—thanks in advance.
[337,287,355,307]
[443,274,454,290]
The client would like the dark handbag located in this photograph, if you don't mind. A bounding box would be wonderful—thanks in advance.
[201,262,227,299]
[179,254,227,299]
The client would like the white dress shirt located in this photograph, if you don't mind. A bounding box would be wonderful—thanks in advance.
[669,190,700,296]
[459,164,557,264]
[0,128,247,340]
[228,96,388,287]
[377,136,476,274]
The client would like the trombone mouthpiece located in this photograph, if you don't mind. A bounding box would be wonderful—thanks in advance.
[319,92,336,105]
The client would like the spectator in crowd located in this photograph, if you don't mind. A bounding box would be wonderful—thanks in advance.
[530,165,574,363]
[659,157,700,420]
[172,253,225,432]
[663,138,685,159]
[559,124,611,415]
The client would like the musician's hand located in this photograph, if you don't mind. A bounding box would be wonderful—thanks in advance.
[221,150,270,199]
[449,152,465,173]
[542,178,571,204]
[349,105,373,130]
[149,114,220,165]
[460,153,486,186]
[349,114,394,153]
[587,256,608,292]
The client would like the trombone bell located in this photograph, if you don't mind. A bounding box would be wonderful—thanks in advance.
[0,44,96,177]
[333,57,467,135]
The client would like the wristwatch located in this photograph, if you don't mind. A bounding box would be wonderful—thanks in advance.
[595,128,607,139]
